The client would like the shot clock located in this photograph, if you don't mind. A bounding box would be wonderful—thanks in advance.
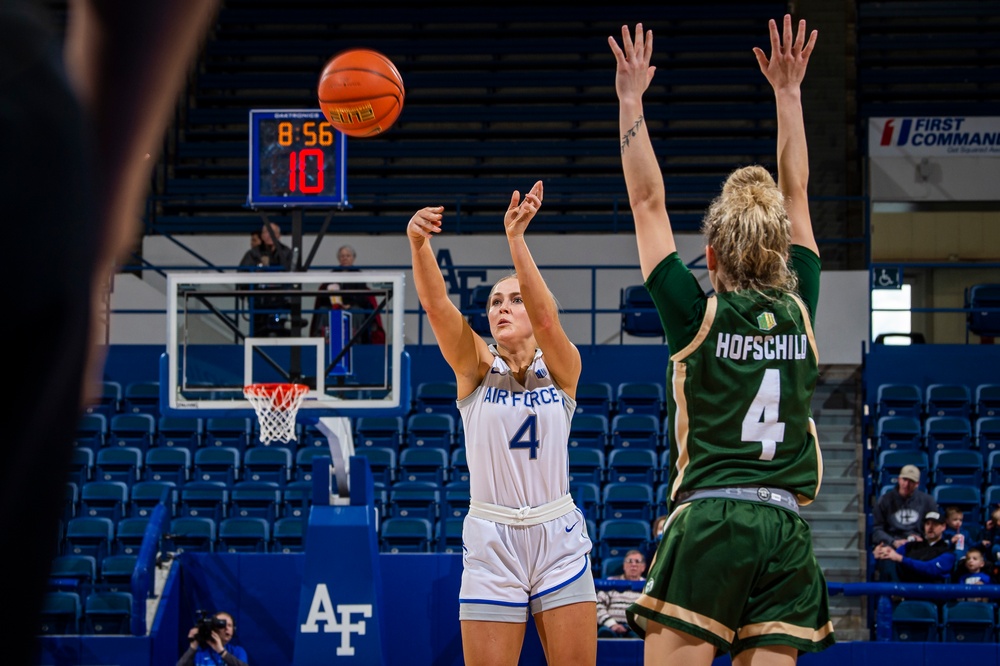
[247,109,348,208]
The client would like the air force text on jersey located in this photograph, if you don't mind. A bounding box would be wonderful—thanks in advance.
[481,386,564,407]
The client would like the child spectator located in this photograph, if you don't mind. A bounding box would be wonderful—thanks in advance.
[976,505,1000,563]
[954,545,992,602]
[943,505,973,561]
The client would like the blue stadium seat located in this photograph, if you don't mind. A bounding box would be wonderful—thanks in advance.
[942,601,996,643]
[442,481,471,520]
[242,446,292,486]
[229,481,282,522]
[68,447,94,487]
[39,591,81,635]
[413,381,459,421]
[380,517,435,553]
[100,554,138,591]
[924,416,973,451]
[988,453,1000,487]
[387,481,440,520]
[875,415,923,452]
[465,283,492,336]
[399,447,449,485]
[602,482,654,522]
[122,380,161,418]
[966,283,1000,338]
[80,481,129,522]
[83,590,133,634]
[193,446,241,485]
[619,285,663,340]
[405,413,455,451]
[177,481,229,522]
[975,384,1000,419]
[165,516,217,553]
[143,447,190,485]
[654,483,671,518]
[48,555,97,595]
[984,485,1000,513]
[218,517,271,553]
[892,600,939,641]
[113,517,152,557]
[601,556,625,578]
[449,448,470,484]
[281,480,313,520]
[977,417,1000,455]
[293,447,331,483]
[615,382,664,417]
[155,415,203,450]
[574,382,614,418]
[354,416,404,453]
[568,448,605,485]
[568,414,609,451]
[437,517,464,554]
[571,482,601,521]
[83,380,121,420]
[610,414,661,451]
[925,383,972,419]
[204,417,252,451]
[94,446,144,488]
[597,518,651,561]
[108,413,156,452]
[63,516,114,562]
[607,448,659,485]
[74,413,108,450]
[354,447,396,486]
[931,450,984,488]
[876,383,923,418]
[272,516,306,553]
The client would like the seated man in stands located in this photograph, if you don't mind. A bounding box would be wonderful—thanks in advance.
[872,510,955,584]
[597,549,646,638]
[871,464,937,548]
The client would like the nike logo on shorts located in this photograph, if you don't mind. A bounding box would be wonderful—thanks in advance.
[565,520,579,533]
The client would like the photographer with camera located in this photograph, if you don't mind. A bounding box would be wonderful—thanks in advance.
[176,611,248,666]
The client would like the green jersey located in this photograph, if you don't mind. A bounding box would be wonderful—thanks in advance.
[646,247,822,510]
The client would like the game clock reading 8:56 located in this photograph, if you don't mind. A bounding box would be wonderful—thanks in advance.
[248,109,348,208]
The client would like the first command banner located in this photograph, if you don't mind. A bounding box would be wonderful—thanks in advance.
[869,116,1000,157]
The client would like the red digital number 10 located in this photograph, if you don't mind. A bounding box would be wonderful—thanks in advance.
[288,148,325,194]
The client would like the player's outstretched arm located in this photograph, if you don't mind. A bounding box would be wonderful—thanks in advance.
[609,23,676,281]
[407,207,490,391]
[753,14,819,255]
[504,181,581,395]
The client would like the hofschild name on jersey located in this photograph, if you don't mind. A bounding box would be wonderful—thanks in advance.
[869,116,1000,156]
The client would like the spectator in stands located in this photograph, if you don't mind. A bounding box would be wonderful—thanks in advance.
[249,230,262,253]
[5,2,218,663]
[954,545,992,601]
[597,549,647,638]
[239,221,292,270]
[177,611,248,666]
[871,464,937,548]
[337,244,358,269]
[872,510,955,583]
[407,181,597,664]
[611,15,835,661]
[943,505,973,560]
[976,504,1000,562]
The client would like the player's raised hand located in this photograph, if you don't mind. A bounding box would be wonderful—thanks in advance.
[609,23,656,103]
[504,180,543,239]
[407,206,444,242]
[753,14,817,92]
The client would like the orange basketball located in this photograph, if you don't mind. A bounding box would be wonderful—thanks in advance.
[318,48,404,138]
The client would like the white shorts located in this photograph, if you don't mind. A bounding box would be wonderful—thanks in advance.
[459,504,596,622]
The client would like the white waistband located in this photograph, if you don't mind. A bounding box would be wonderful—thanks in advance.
[468,494,576,526]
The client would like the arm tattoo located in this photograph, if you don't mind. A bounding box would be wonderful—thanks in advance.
[620,116,644,154]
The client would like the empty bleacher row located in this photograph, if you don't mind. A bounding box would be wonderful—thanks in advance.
[152,2,788,236]
[870,382,1000,526]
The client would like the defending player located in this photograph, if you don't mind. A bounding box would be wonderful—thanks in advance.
[407,181,597,665]
[609,15,835,664]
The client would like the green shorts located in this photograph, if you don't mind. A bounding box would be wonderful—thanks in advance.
[626,497,835,656]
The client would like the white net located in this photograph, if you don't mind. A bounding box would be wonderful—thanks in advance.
[244,383,309,445]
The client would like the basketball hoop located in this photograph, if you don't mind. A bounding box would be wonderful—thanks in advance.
[244,383,309,445]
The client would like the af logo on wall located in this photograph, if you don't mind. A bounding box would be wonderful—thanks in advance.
[300,583,373,656]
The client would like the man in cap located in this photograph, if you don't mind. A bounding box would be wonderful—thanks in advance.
[871,464,937,549]
[872,510,955,583]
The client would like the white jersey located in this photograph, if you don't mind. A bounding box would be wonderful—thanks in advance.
[457,346,577,509]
